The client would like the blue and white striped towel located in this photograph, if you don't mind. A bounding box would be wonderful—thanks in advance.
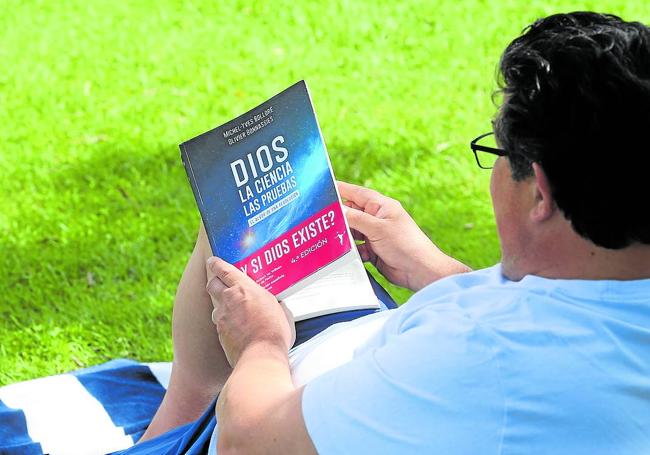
[0,359,171,455]
[0,276,396,455]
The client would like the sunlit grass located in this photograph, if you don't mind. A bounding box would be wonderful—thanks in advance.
[1,0,647,384]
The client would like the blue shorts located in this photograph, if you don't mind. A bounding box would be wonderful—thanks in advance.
[114,274,396,455]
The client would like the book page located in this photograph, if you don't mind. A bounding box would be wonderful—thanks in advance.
[284,251,379,321]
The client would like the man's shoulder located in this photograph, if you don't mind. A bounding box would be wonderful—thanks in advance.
[401,264,504,312]
[304,271,650,454]
[393,264,516,328]
[400,263,650,328]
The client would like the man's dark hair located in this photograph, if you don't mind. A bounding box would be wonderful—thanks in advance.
[494,11,650,249]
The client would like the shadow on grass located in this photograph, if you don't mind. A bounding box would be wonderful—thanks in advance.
[0,136,497,383]
[1,140,197,382]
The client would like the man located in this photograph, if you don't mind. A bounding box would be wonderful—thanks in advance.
[132,11,650,454]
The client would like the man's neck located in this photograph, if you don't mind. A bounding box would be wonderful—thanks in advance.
[506,218,650,281]
[541,242,650,281]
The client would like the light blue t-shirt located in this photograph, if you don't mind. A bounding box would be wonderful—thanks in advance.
[302,265,650,454]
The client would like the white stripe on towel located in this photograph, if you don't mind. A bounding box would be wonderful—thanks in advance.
[146,362,172,389]
[0,374,133,455]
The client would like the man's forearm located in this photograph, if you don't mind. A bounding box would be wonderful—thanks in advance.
[409,249,472,291]
[215,342,315,454]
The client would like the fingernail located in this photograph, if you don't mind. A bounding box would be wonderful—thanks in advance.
[207,257,218,268]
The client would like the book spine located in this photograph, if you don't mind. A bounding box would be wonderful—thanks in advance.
[179,143,216,255]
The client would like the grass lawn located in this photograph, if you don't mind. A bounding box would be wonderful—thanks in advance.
[1,0,647,385]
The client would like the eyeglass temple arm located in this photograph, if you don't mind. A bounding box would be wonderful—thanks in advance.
[471,132,507,156]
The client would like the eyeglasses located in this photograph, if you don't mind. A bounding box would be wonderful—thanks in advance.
[470,132,508,169]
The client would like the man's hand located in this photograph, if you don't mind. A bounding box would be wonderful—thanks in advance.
[205,256,296,366]
[205,257,316,455]
[339,181,471,291]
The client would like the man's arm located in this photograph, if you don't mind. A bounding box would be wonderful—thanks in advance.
[338,181,471,290]
[216,344,316,454]
[205,257,317,455]
[207,254,502,454]
[204,183,471,453]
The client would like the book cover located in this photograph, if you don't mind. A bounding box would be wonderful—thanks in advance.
[180,81,355,300]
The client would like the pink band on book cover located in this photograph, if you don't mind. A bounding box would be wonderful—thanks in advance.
[234,201,351,295]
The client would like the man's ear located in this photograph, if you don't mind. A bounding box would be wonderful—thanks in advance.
[530,162,556,222]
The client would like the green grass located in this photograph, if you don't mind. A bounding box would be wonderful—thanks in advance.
[1,0,648,385]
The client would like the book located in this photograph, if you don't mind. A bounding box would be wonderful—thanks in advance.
[180,81,379,320]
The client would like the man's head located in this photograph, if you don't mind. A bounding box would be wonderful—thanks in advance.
[490,12,650,279]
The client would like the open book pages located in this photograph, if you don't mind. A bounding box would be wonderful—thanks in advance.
[282,249,379,321]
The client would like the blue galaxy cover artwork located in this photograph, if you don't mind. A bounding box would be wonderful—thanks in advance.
[180,81,339,265]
